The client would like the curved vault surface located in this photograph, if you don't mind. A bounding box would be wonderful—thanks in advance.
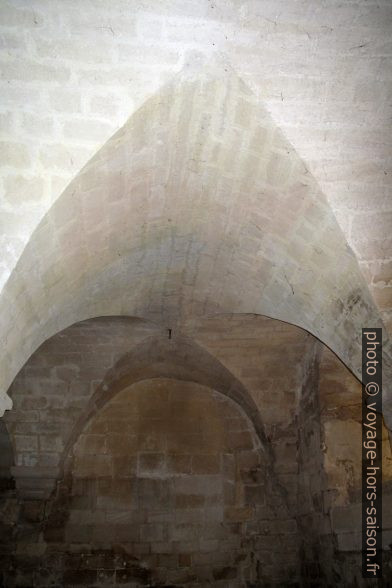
[0,61,391,425]
[5,315,277,499]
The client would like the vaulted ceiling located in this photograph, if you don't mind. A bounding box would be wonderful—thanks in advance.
[1,61,391,428]
[0,1,391,427]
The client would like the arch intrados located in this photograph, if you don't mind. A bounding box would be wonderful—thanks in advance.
[60,330,273,476]
[1,61,388,424]
[62,376,270,479]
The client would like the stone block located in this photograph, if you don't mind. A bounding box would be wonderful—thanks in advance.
[138,453,165,476]
[39,434,64,452]
[64,568,98,586]
[331,503,361,534]
[236,450,261,470]
[97,569,115,585]
[0,142,30,168]
[175,494,205,509]
[62,119,113,143]
[20,501,45,523]
[137,478,171,509]
[337,531,361,552]
[178,553,192,567]
[173,475,222,496]
[14,435,38,452]
[263,518,298,535]
[140,523,166,543]
[224,431,254,451]
[244,484,265,505]
[65,524,93,544]
[213,566,237,581]
[74,434,106,456]
[49,89,82,113]
[1,60,70,83]
[73,454,112,478]
[224,506,253,522]
[274,441,298,474]
[112,456,137,478]
[175,508,203,524]
[167,454,191,474]
[114,524,140,542]
[191,454,221,474]
[115,565,150,584]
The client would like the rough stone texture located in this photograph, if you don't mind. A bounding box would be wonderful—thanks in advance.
[4,315,274,498]
[296,343,392,584]
[1,378,299,587]
[1,314,392,585]
[318,345,392,582]
[0,314,323,500]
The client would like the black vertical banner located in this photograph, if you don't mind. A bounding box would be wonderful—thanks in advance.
[362,328,382,578]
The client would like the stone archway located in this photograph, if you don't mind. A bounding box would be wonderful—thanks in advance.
[2,312,392,585]
[1,60,390,427]
[43,377,298,587]
[61,328,271,476]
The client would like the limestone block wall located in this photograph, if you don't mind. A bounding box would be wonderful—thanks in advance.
[298,344,392,584]
[2,312,392,585]
[2,314,313,500]
[0,314,318,586]
[319,345,392,575]
[1,378,299,587]
[184,314,314,517]
[0,421,13,480]
[319,345,392,507]
[0,0,391,338]
[4,317,163,498]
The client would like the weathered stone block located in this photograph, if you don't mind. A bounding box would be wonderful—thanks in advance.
[192,454,221,474]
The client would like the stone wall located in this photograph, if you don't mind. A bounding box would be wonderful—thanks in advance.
[290,339,392,585]
[295,341,333,583]
[1,0,391,336]
[4,317,163,498]
[3,314,311,501]
[1,314,392,585]
[1,378,299,587]
[317,346,392,583]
